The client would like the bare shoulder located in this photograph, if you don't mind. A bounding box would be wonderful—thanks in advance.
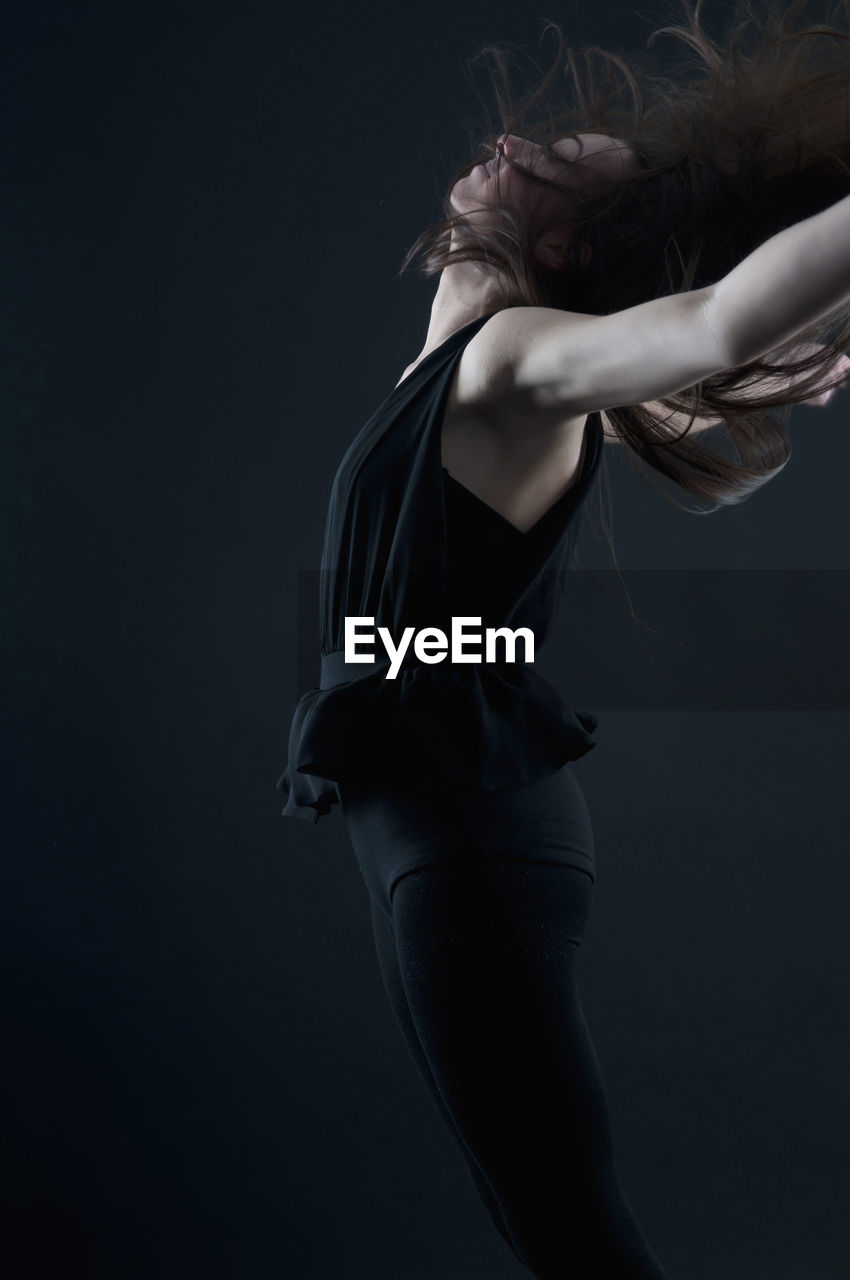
[464,306,580,385]
[454,306,589,411]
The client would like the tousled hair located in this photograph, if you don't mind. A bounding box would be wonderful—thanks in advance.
[399,0,850,534]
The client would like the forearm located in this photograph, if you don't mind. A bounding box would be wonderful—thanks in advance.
[708,193,850,366]
[632,343,848,438]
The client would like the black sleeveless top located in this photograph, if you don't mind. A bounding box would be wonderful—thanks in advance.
[275,312,605,824]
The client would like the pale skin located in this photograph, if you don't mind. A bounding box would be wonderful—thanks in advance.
[397,132,849,533]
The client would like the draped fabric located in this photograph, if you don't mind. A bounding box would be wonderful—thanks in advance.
[275,313,604,824]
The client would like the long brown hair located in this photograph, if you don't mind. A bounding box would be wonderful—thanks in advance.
[400,0,850,522]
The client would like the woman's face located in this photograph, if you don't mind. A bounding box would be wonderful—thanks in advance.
[450,131,636,266]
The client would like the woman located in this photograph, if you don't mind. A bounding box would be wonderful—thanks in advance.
[276,2,850,1274]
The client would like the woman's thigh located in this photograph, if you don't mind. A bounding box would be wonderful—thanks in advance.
[366,888,533,1265]
[388,858,668,1278]
[339,762,596,925]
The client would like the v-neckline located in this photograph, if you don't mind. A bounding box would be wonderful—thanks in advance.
[442,414,600,538]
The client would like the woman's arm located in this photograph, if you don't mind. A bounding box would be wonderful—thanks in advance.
[602,343,850,442]
[497,193,850,420]
[708,194,850,364]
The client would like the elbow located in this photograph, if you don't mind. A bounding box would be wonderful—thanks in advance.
[698,284,740,372]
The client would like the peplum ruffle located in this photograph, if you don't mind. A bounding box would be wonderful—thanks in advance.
[275,651,598,824]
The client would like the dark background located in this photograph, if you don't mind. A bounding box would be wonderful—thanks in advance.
[3,0,849,1276]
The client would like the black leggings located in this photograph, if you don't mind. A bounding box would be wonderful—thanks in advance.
[342,779,670,1277]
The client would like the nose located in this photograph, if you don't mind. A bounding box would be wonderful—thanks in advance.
[497,134,538,167]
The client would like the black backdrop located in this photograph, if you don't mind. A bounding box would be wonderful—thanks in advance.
[3,1,849,1276]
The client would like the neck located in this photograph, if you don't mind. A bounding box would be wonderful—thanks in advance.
[418,253,506,356]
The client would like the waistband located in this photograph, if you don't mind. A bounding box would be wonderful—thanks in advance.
[320,649,392,690]
[319,647,530,691]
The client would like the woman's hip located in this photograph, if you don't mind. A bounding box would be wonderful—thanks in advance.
[339,761,595,918]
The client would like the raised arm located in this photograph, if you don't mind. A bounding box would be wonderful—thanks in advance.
[708,192,850,365]
[494,289,728,416]
[495,193,850,418]
[600,341,850,442]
